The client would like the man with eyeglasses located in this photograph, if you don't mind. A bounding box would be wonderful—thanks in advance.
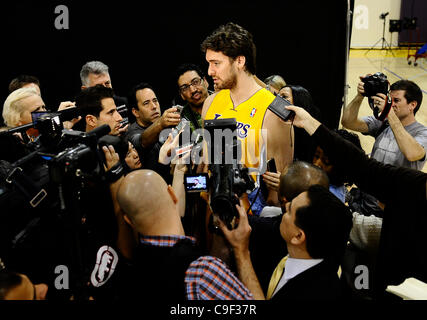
[175,63,212,134]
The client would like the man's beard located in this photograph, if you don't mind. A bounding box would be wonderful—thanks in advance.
[216,71,237,91]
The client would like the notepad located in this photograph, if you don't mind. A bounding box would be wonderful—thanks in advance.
[386,278,427,300]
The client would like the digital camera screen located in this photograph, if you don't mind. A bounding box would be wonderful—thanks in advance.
[31,111,48,123]
[184,174,208,192]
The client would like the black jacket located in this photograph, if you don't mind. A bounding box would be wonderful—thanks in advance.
[312,124,427,298]
[248,214,287,293]
[121,238,202,301]
[271,260,342,300]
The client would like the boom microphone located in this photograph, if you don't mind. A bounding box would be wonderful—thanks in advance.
[0,107,83,135]
[57,107,81,122]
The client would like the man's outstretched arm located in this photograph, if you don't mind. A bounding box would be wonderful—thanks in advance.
[286,105,427,204]
[219,200,265,300]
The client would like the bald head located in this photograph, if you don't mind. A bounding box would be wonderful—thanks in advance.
[117,170,178,233]
[279,161,329,201]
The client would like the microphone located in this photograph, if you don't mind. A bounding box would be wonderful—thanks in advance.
[57,107,81,122]
[0,107,82,135]
[380,12,389,19]
[87,124,111,139]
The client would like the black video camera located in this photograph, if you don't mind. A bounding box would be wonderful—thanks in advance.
[47,127,110,184]
[1,107,112,196]
[203,118,255,229]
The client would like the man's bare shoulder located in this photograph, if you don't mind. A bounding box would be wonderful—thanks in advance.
[202,92,219,120]
[262,109,292,130]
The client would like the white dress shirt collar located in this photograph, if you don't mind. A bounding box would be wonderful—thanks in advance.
[272,257,323,297]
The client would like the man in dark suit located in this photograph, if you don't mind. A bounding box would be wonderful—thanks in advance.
[247,161,330,293]
[220,184,353,300]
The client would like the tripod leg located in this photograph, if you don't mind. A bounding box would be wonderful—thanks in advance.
[366,38,384,55]
[384,38,395,56]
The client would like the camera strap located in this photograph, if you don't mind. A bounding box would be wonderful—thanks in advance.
[370,95,392,121]
[104,161,124,183]
[5,166,47,208]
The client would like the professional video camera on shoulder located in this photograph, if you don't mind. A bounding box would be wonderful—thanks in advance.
[190,118,255,230]
[0,107,112,187]
[361,72,392,121]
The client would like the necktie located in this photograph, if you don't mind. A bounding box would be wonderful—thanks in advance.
[266,255,288,300]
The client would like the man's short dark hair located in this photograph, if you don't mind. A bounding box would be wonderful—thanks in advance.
[323,129,362,186]
[0,269,23,300]
[126,82,155,124]
[75,85,114,130]
[201,22,256,75]
[335,129,362,150]
[8,75,40,93]
[390,80,423,114]
[294,185,352,263]
[279,161,329,201]
[175,63,205,87]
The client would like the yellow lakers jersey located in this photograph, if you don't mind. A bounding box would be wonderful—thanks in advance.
[205,88,275,171]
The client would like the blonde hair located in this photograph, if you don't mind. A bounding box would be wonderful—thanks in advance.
[264,75,286,91]
[2,87,40,127]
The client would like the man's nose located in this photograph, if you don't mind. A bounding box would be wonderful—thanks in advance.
[208,65,214,77]
[115,111,123,121]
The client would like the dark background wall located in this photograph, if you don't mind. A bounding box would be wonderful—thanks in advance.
[398,0,427,45]
[1,0,349,129]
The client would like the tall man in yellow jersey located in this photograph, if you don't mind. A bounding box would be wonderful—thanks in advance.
[201,22,294,206]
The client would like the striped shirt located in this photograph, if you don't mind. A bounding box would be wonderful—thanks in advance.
[140,235,253,300]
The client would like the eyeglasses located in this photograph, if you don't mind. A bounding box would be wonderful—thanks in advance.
[179,77,203,93]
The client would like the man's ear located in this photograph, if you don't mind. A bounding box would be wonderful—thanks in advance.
[279,196,288,210]
[236,55,246,70]
[81,85,87,90]
[86,114,97,128]
[290,229,306,246]
[131,107,139,119]
[409,101,417,113]
[167,185,178,205]
[123,213,133,227]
